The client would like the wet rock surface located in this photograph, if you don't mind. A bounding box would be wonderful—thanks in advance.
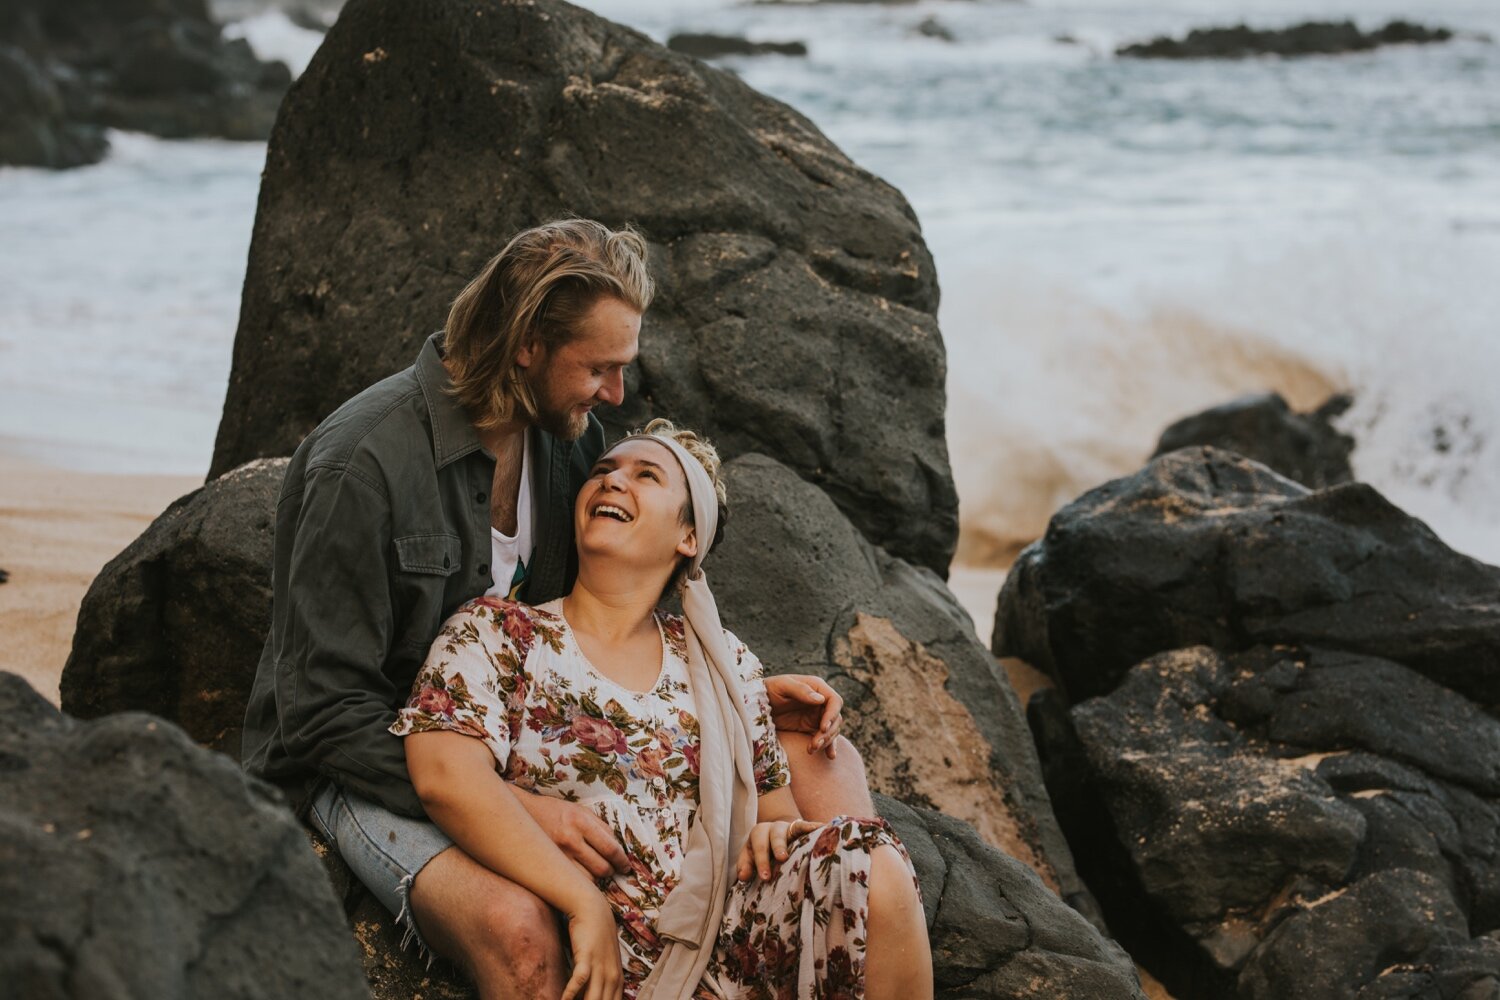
[0,0,292,167]
[1151,391,1355,490]
[61,458,286,753]
[0,671,368,999]
[1039,644,1500,999]
[993,446,1500,707]
[1118,19,1458,59]
[210,0,957,575]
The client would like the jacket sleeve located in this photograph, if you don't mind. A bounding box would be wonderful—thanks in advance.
[270,464,425,816]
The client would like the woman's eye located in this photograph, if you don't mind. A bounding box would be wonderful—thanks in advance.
[640,470,658,481]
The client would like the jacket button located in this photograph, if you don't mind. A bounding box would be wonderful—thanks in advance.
[478,563,489,577]
[476,491,487,503]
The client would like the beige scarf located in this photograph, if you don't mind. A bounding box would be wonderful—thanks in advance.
[599,433,758,999]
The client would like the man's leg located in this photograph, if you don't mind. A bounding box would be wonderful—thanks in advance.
[780,732,876,821]
[310,783,566,1000]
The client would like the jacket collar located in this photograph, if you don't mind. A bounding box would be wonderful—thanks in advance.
[415,331,486,469]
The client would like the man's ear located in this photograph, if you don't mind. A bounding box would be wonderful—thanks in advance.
[676,528,699,561]
[515,337,544,369]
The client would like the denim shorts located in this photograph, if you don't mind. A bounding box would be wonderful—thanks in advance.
[308,781,454,959]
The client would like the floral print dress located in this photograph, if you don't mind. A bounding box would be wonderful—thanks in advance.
[390,597,917,999]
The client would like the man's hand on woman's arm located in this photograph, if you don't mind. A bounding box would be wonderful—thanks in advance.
[406,731,623,1000]
[504,784,629,879]
[763,674,844,757]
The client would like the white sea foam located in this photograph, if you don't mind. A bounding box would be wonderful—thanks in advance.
[223,10,326,77]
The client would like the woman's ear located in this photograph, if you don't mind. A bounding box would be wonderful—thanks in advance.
[676,528,699,561]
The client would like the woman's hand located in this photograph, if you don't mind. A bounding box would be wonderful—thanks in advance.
[736,818,822,882]
[507,786,630,879]
[560,893,623,1000]
[764,674,843,757]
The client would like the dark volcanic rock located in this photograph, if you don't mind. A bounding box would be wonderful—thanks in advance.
[877,795,1144,999]
[0,671,368,999]
[709,453,1093,916]
[993,446,1500,707]
[914,17,957,42]
[1118,19,1456,60]
[61,459,285,754]
[309,793,1144,1000]
[1040,644,1500,999]
[667,32,807,59]
[1152,391,1355,490]
[0,45,108,168]
[0,0,291,166]
[209,0,957,575]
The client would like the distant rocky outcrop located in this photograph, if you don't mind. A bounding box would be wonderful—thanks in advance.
[61,458,285,755]
[667,32,807,59]
[1151,391,1354,490]
[0,0,292,168]
[0,671,368,999]
[209,0,958,576]
[1118,19,1456,60]
[311,793,1145,1000]
[997,442,1500,997]
[914,17,956,43]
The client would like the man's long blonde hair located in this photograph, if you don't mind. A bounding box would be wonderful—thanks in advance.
[444,219,654,431]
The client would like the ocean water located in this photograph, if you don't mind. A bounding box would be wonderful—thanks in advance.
[3,0,1498,576]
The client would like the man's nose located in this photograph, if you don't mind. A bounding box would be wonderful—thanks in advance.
[597,368,625,406]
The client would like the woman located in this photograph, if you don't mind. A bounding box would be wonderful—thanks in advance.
[390,420,933,999]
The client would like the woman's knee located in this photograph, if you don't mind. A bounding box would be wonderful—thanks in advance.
[866,844,920,920]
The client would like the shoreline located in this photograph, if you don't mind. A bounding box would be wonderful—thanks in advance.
[0,452,200,706]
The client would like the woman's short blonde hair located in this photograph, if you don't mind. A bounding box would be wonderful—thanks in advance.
[444,219,654,431]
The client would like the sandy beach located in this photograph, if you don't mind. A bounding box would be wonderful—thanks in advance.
[0,453,199,706]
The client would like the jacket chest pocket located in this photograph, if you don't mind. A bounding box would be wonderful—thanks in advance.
[394,533,462,576]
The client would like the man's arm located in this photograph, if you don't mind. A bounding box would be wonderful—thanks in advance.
[269,465,419,814]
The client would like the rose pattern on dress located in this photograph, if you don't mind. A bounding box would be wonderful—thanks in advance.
[391,598,917,998]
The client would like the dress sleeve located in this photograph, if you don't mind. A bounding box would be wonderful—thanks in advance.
[390,602,528,770]
[726,629,791,796]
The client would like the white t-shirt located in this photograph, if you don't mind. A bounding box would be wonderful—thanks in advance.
[485,432,533,599]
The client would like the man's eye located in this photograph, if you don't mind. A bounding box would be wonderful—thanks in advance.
[590,367,604,377]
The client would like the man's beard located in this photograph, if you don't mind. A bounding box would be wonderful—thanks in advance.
[525,367,589,441]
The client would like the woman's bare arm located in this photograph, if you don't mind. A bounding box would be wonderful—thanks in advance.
[405,730,622,1000]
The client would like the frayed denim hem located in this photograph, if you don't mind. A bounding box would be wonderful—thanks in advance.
[394,870,439,968]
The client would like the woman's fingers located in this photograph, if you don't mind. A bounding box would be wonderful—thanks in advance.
[770,822,790,864]
[736,840,754,881]
[561,961,589,1000]
[752,822,775,880]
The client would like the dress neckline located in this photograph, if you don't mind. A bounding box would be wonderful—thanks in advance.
[543,599,672,698]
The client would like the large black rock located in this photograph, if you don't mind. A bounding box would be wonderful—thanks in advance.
[0,0,291,166]
[0,671,369,999]
[1039,644,1500,999]
[1151,391,1355,490]
[209,0,957,576]
[993,446,1500,708]
[708,453,1091,913]
[62,458,286,754]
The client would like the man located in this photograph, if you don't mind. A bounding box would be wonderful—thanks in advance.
[242,219,873,996]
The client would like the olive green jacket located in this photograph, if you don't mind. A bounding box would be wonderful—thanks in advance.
[240,332,605,817]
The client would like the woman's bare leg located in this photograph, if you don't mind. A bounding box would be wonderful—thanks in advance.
[864,844,933,1000]
[780,732,876,822]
